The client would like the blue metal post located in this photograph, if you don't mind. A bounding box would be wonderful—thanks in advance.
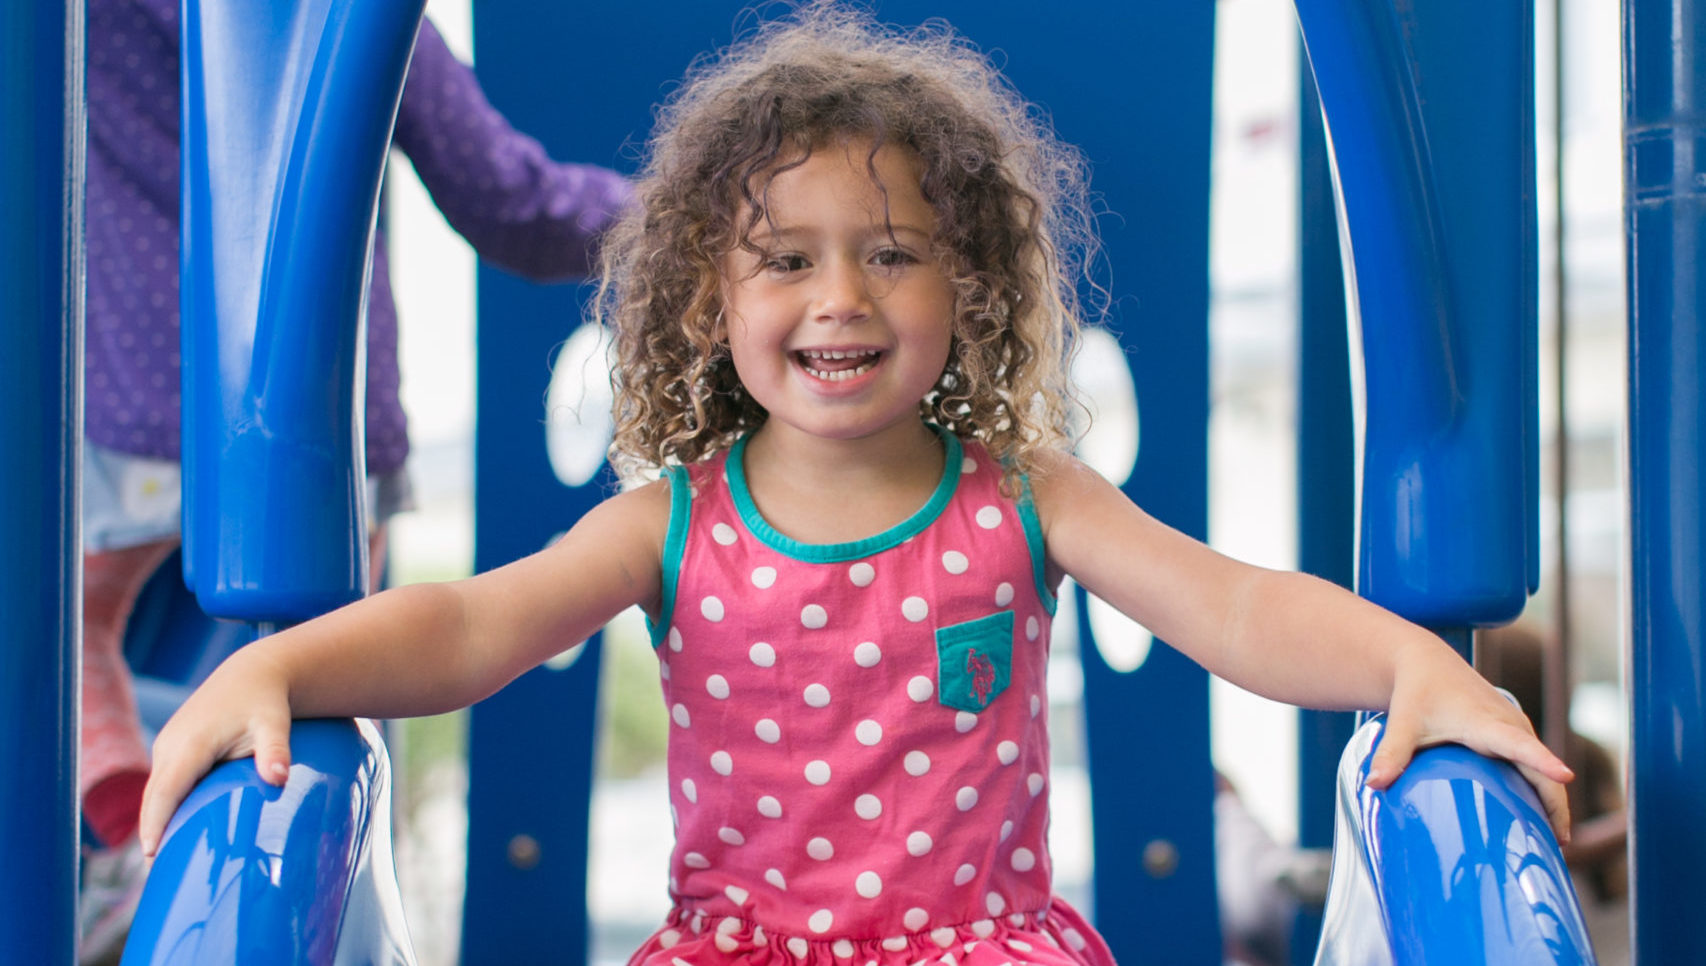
[1293,0,1539,655]
[0,0,82,960]
[180,0,425,624]
[1623,2,1706,961]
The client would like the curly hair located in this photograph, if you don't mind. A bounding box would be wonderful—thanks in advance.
[594,2,1099,486]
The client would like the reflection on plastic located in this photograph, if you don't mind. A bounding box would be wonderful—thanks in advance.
[122,719,417,966]
[546,323,617,489]
[1314,715,1596,966]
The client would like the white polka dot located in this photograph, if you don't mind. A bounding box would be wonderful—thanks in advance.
[997,741,1019,765]
[755,719,781,743]
[930,927,957,948]
[962,456,978,473]
[1026,615,1040,641]
[906,676,934,702]
[804,683,831,708]
[710,751,733,775]
[903,908,929,931]
[853,641,881,667]
[683,851,709,868]
[901,596,929,622]
[882,937,908,952]
[954,863,976,886]
[906,831,933,856]
[805,760,831,785]
[712,522,739,545]
[659,929,681,948]
[757,796,782,818]
[700,596,725,621]
[672,704,691,728]
[706,675,730,699]
[842,869,880,901]
[971,919,996,939]
[955,711,978,733]
[801,604,828,629]
[1028,772,1045,795]
[955,786,979,810]
[788,936,810,957]
[1063,927,1088,951]
[904,751,931,776]
[1000,820,1014,842]
[718,915,742,935]
[751,566,777,589]
[750,642,776,667]
[976,506,1003,529]
[849,562,876,587]
[668,627,684,652]
[832,938,856,958]
[994,583,1015,607]
[659,661,670,681]
[855,720,883,745]
[855,794,882,820]
[808,909,834,934]
[1031,694,1041,718]
[941,550,969,574]
[986,892,1007,916]
[1011,847,1036,871]
[807,837,835,860]
[765,868,787,890]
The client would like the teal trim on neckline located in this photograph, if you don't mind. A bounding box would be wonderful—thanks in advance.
[647,465,693,647]
[1016,474,1058,616]
[727,428,963,563]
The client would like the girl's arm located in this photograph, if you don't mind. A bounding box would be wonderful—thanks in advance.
[137,479,671,854]
[1030,454,1574,838]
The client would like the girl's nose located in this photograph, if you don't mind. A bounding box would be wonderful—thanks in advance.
[811,259,872,324]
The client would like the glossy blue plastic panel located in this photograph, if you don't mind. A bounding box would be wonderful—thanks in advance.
[1623,1,1706,961]
[179,0,425,622]
[467,3,1218,961]
[0,0,82,960]
[122,719,416,965]
[1315,717,1595,966]
[1294,0,1539,633]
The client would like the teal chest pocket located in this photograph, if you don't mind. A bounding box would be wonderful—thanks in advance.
[934,611,1014,713]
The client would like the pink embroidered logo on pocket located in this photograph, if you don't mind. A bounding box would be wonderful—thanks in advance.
[968,649,996,705]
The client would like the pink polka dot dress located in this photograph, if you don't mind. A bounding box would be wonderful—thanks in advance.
[630,431,1116,966]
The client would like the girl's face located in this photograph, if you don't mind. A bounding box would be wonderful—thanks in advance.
[720,141,955,447]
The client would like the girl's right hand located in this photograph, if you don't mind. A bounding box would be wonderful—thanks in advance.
[137,647,297,856]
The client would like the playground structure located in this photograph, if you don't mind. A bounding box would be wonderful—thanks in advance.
[1,0,1691,962]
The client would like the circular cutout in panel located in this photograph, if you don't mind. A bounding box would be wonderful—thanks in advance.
[1088,592,1152,673]
[546,323,616,488]
[1070,327,1140,487]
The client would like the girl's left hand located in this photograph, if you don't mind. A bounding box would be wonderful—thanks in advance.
[1365,647,1575,843]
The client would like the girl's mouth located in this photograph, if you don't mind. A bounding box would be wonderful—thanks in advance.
[795,348,882,382]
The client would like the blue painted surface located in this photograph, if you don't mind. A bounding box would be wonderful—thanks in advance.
[179,0,425,622]
[1315,717,1595,965]
[1623,2,1706,962]
[0,0,82,960]
[122,719,415,965]
[467,3,1218,961]
[1294,0,1539,639]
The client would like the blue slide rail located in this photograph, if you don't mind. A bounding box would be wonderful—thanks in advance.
[1314,716,1594,965]
[0,0,83,961]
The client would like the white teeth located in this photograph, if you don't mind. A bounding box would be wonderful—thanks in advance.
[803,361,877,381]
[797,348,879,382]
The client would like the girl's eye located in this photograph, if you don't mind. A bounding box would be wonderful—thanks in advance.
[763,253,809,274]
[871,247,917,269]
